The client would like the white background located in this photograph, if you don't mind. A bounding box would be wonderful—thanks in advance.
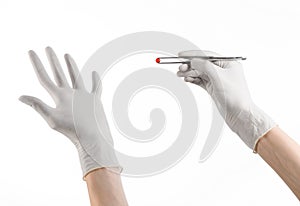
[1,0,300,205]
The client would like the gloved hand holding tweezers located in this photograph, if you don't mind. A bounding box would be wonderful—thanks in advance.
[176,50,276,151]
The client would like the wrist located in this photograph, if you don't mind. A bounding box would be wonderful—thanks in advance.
[85,168,128,206]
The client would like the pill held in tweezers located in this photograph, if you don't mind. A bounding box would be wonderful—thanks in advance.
[156,56,247,64]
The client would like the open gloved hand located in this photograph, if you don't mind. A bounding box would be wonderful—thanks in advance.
[177,50,276,151]
[19,47,121,178]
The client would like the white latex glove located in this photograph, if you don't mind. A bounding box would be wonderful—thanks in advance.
[177,50,276,151]
[19,47,121,178]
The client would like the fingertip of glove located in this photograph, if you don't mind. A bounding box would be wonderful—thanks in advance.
[18,95,30,106]
[179,64,189,72]
[45,46,52,52]
[92,71,99,77]
[18,95,25,102]
[28,50,35,57]
[176,71,184,77]
[64,53,69,59]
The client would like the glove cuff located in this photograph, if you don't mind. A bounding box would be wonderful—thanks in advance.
[76,142,122,180]
[232,105,277,151]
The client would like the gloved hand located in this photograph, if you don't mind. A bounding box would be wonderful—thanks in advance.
[19,47,121,178]
[177,50,276,151]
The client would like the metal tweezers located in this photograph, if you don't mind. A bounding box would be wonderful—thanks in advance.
[156,56,247,64]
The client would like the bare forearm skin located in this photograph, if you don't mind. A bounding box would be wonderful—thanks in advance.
[257,126,300,200]
[85,168,128,206]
